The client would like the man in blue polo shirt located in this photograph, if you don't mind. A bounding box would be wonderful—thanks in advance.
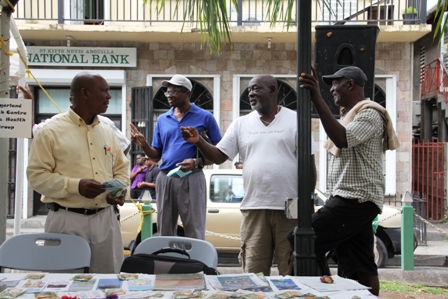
[130,75,221,240]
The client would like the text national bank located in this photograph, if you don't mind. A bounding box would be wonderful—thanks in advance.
[26,47,137,68]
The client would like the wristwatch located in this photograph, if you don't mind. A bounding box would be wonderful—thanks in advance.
[193,158,203,169]
[193,158,199,169]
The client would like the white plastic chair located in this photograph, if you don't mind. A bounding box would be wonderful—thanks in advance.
[0,233,91,273]
[133,236,218,269]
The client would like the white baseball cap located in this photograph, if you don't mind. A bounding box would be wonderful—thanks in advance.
[161,75,192,91]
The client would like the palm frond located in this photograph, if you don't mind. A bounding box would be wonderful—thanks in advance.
[265,0,296,29]
[143,0,238,53]
[433,0,448,44]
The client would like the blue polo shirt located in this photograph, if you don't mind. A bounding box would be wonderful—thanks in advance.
[152,103,221,171]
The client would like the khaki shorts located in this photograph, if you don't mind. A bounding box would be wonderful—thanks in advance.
[239,209,297,276]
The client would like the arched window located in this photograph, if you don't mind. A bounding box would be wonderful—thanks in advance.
[153,79,214,113]
[239,79,297,115]
[373,84,386,108]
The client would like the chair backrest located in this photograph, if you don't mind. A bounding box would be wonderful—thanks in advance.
[0,233,91,273]
[133,236,218,269]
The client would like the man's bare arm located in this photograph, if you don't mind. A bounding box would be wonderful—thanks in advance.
[180,126,228,164]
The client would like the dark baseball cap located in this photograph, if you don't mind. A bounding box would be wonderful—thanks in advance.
[322,66,368,87]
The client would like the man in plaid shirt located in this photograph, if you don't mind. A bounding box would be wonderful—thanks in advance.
[300,66,398,296]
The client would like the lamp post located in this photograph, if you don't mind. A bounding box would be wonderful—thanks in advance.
[294,0,316,276]
[0,0,17,245]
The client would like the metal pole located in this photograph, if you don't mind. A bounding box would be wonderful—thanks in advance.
[294,0,316,276]
[0,2,13,245]
[10,15,29,233]
[401,191,415,270]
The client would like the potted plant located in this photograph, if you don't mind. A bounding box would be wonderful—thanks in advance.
[402,6,418,24]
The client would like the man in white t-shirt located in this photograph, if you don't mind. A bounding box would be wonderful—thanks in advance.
[180,75,317,276]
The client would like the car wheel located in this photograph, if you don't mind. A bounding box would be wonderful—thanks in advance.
[374,235,388,268]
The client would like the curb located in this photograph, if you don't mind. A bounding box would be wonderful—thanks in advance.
[378,267,448,287]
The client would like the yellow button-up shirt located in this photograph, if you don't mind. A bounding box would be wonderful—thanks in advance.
[27,108,130,208]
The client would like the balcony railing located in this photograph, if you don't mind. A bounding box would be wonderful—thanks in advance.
[14,0,426,27]
[421,59,448,108]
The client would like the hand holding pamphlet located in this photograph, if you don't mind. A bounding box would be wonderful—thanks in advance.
[102,179,127,198]
[167,166,192,178]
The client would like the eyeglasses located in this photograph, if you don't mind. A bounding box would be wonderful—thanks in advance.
[164,90,182,97]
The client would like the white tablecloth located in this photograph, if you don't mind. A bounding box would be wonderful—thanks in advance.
[0,273,378,299]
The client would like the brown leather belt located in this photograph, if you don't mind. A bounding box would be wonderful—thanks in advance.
[46,202,105,215]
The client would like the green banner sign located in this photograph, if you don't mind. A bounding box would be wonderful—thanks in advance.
[27,47,137,67]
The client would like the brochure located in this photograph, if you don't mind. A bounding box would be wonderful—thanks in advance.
[43,279,71,292]
[102,178,127,198]
[207,274,269,292]
[68,279,96,292]
[167,166,192,178]
[96,278,122,290]
[127,279,154,291]
[153,273,206,291]
[269,278,301,291]
[0,288,24,298]
[20,279,47,293]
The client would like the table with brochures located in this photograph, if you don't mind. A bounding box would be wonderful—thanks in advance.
[0,272,379,299]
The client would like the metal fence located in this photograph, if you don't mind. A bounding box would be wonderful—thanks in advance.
[412,139,445,221]
[384,193,428,245]
[13,0,426,26]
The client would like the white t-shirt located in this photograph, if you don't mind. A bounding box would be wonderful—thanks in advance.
[33,115,130,153]
[217,107,318,210]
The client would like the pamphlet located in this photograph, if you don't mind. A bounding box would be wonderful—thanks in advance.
[153,273,206,291]
[118,274,139,281]
[96,278,122,290]
[269,278,301,291]
[102,179,127,198]
[127,279,154,291]
[207,274,269,292]
[19,279,47,293]
[68,279,96,292]
[0,288,24,298]
[35,291,59,298]
[24,274,45,280]
[43,279,71,292]
[1,280,20,288]
[167,166,192,178]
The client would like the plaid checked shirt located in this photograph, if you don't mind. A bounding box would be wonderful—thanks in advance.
[327,108,385,212]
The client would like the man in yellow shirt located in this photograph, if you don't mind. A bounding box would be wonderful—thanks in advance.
[27,71,129,273]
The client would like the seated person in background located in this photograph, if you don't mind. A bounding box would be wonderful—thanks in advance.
[225,183,245,202]
[225,187,236,201]
[137,156,160,200]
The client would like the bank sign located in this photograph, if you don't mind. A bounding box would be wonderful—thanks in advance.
[27,47,137,67]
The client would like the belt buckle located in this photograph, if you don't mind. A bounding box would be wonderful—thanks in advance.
[84,209,97,215]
